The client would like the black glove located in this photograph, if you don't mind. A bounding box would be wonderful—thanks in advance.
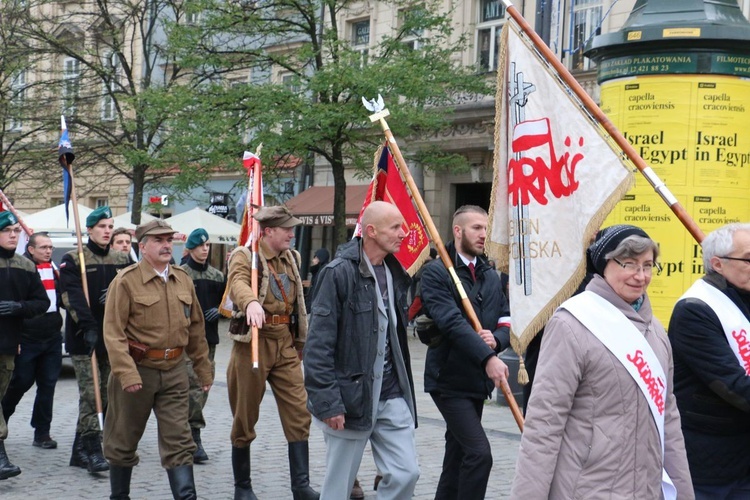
[83,330,98,355]
[203,307,220,323]
[98,288,108,305]
[0,301,22,316]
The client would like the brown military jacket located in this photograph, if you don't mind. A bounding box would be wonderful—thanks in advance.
[103,260,213,390]
[227,239,308,348]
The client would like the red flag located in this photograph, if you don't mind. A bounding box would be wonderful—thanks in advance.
[238,151,263,248]
[220,151,263,317]
[356,143,429,275]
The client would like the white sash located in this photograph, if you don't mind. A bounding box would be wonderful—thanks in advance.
[561,291,676,500]
[679,279,750,375]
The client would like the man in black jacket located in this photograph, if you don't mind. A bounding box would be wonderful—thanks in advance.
[181,227,225,463]
[60,206,131,474]
[2,233,63,450]
[305,201,419,499]
[669,223,750,499]
[0,212,50,480]
[420,205,510,500]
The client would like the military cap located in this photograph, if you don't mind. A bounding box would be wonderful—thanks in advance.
[186,228,210,249]
[86,206,114,228]
[0,211,18,230]
[253,205,301,228]
[135,219,177,241]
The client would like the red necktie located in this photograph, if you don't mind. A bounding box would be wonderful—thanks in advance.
[468,262,476,281]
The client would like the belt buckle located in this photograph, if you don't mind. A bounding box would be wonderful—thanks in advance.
[163,348,174,360]
[271,314,280,325]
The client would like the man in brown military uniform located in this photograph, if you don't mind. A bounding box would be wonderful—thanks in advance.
[103,220,213,500]
[227,206,318,500]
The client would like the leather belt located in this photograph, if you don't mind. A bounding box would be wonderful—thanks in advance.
[265,314,291,325]
[145,346,184,360]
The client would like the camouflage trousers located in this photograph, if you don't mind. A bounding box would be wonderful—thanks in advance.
[0,354,14,440]
[186,344,216,429]
[71,354,110,437]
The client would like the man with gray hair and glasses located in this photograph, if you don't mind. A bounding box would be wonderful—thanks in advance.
[669,223,750,499]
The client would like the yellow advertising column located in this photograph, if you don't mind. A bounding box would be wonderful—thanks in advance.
[585,1,750,323]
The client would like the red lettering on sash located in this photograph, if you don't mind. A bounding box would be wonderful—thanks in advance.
[731,329,750,375]
[626,350,665,415]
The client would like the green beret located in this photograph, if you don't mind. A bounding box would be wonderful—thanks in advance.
[0,211,18,230]
[253,206,301,228]
[86,206,114,228]
[186,228,209,249]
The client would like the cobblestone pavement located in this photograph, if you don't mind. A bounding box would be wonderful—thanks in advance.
[0,322,521,499]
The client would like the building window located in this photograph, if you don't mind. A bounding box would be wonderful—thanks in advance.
[93,197,108,208]
[476,0,505,72]
[8,70,26,131]
[350,19,370,66]
[281,73,300,94]
[571,0,602,71]
[401,8,426,51]
[186,9,202,25]
[101,52,118,121]
[63,57,80,115]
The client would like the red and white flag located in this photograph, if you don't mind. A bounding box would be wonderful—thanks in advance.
[238,151,264,248]
[355,143,429,275]
[220,150,263,317]
[486,21,633,358]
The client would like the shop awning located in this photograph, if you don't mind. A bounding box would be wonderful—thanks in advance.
[285,184,370,226]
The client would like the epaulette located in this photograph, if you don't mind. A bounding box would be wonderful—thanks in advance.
[117,262,141,277]
[172,265,190,277]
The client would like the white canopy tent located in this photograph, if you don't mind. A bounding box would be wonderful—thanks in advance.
[112,211,157,230]
[165,208,241,245]
[23,204,94,233]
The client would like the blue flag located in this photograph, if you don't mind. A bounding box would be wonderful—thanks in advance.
[58,116,75,226]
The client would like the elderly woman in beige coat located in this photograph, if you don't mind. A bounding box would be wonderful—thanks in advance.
[511,225,694,499]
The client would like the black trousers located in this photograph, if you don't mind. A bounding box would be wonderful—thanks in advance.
[431,392,493,500]
[2,336,62,438]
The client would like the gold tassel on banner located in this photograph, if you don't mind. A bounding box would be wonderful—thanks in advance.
[517,354,529,386]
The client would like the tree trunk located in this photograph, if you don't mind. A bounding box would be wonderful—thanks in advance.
[130,165,147,225]
[331,144,348,251]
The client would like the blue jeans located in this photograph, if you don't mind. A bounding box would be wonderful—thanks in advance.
[1,336,63,438]
[694,476,750,500]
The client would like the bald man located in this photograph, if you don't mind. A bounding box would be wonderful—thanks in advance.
[304,201,420,499]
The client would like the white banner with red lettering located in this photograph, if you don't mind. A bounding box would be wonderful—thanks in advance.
[561,291,676,500]
[487,21,633,356]
[680,279,750,375]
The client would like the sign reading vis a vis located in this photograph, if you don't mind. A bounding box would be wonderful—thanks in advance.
[296,215,359,227]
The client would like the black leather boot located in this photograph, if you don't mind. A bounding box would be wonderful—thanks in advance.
[232,446,258,500]
[69,432,89,468]
[109,465,132,499]
[83,433,110,473]
[191,428,208,463]
[0,440,21,480]
[167,465,197,500]
[288,441,319,500]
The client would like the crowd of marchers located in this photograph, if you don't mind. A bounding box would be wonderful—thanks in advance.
[1,202,749,500]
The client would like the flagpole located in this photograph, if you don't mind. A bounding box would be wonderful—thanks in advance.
[249,144,263,371]
[500,0,704,244]
[60,119,105,431]
[0,188,33,237]
[364,100,525,431]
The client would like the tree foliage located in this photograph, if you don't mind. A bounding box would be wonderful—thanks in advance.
[0,0,57,193]
[11,0,247,222]
[172,0,493,244]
